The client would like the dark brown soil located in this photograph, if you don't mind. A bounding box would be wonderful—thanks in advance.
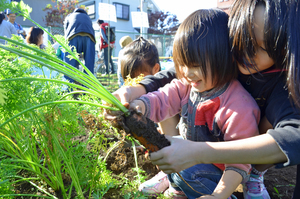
[102,139,297,199]
[12,111,297,199]
[110,110,297,199]
[111,110,171,152]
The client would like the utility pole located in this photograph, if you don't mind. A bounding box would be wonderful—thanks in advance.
[140,0,143,36]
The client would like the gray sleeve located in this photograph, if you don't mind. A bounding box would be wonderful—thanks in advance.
[10,23,17,35]
[225,166,249,182]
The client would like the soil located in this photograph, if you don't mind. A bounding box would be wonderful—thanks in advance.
[12,111,297,199]
[104,140,297,199]
[113,110,297,198]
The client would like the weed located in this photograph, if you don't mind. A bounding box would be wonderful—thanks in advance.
[272,184,295,199]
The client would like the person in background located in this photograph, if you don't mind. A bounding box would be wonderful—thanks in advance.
[64,8,96,83]
[120,36,160,80]
[6,9,26,39]
[117,35,133,87]
[0,11,17,45]
[97,19,115,75]
[26,27,45,49]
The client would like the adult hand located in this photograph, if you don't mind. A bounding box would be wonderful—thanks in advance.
[150,137,200,174]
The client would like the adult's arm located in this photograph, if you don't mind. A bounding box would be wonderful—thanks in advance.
[263,78,300,167]
[150,134,286,174]
[140,67,176,92]
[112,67,177,104]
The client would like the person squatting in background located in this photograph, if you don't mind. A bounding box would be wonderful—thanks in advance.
[26,27,45,49]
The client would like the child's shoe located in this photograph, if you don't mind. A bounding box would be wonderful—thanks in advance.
[164,186,187,199]
[243,173,270,199]
[138,171,169,196]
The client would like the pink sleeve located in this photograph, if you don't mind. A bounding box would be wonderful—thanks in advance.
[217,80,261,172]
[140,79,190,123]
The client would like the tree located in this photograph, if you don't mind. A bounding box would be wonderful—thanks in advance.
[148,11,180,35]
[43,0,85,27]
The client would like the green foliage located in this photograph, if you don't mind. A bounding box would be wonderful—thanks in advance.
[272,184,295,199]
[0,1,148,198]
[148,11,180,35]
[43,0,87,27]
[0,158,15,197]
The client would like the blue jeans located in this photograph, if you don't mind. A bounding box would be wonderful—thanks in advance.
[64,35,95,83]
[103,46,114,73]
[168,163,223,199]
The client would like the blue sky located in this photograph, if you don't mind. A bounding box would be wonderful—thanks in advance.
[153,0,217,22]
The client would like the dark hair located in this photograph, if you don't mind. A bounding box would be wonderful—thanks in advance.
[287,0,300,107]
[173,9,237,88]
[97,19,104,25]
[230,0,300,107]
[0,12,5,25]
[229,0,287,72]
[26,27,44,46]
[120,36,160,79]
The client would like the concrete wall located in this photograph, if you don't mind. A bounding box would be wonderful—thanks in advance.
[15,0,56,27]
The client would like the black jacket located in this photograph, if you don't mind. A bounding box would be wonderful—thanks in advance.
[64,8,95,41]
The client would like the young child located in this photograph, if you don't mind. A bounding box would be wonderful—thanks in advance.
[120,36,181,196]
[120,36,160,80]
[129,9,260,199]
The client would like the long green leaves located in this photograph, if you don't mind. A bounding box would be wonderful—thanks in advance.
[0,37,128,114]
[0,1,131,198]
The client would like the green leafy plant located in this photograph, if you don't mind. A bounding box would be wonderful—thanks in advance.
[0,1,153,198]
[0,0,128,115]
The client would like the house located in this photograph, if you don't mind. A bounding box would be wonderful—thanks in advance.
[78,0,160,54]
[217,0,235,14]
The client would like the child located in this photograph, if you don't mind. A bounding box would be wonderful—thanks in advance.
[120,36,180,196]
[120,36,160,80]
[129,9,260,199]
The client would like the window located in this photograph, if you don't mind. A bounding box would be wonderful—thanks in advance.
[113,2,129,20]
[82,1,95,19]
